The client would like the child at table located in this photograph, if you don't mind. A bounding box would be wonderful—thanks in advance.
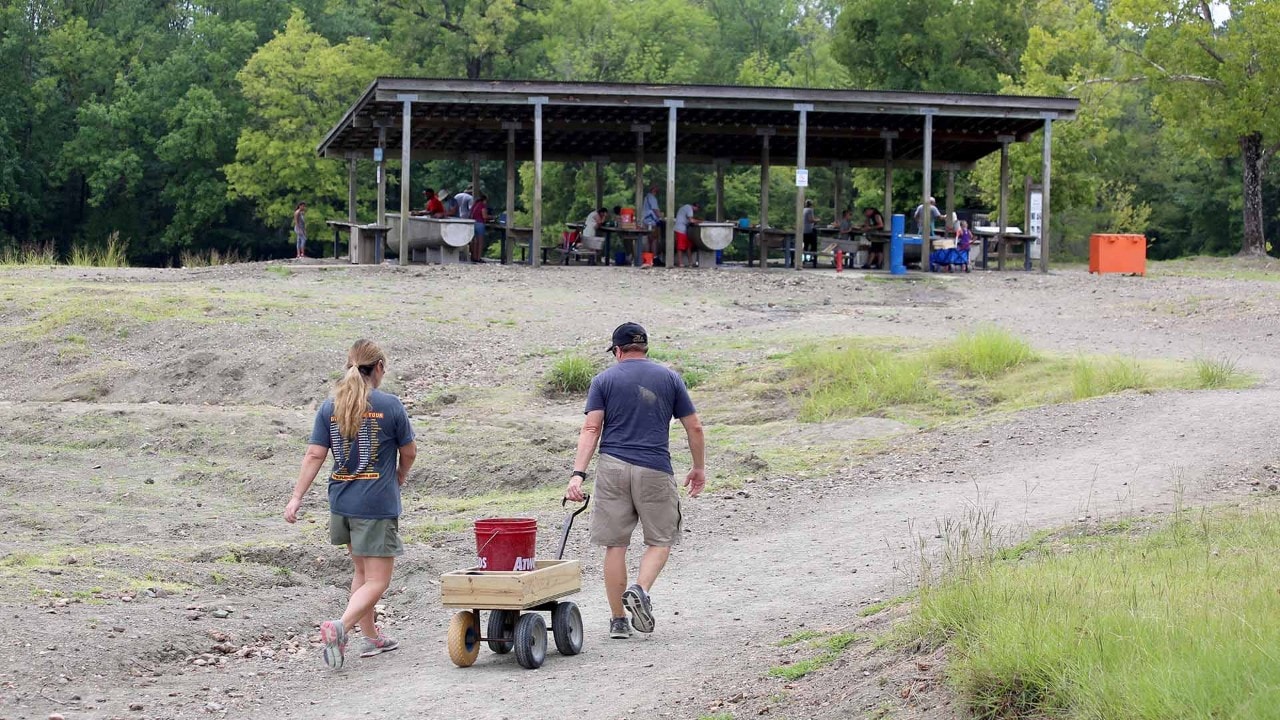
[953,220,973,273]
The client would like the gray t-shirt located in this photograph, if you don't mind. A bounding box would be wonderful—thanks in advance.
[674,204,695,233]
[310,389,415,519]
[803,207,816,233]
[454,192,474,219]
[585,359,696,474]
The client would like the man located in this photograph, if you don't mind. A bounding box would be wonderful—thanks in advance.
[582,207,610,251]
[801,199,819,265]
[913,196,942,236]
[454,185,474,219]
[673,201,701,268]
[641,185,663,267]
[564,322,705,640]
[413,189,446,218]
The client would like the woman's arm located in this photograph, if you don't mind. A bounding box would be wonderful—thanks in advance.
[284,444,329,523]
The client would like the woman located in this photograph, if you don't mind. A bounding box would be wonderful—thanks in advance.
[292,203,307,258]
[470,192,490,263]
[284,339,417,669]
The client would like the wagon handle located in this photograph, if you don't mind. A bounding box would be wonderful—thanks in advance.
[557,493,590,560]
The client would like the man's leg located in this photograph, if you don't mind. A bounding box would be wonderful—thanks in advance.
[604,546,628,618]
[635,544,671,592]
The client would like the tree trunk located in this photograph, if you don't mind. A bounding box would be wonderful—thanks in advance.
[1239,132,1266,256]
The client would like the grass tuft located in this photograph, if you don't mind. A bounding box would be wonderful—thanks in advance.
[1193,356,1248,389]
[0,242,57,266]
[181,247,244,268]
[934,325,1037,379]
[767,631,862,680]
[790,344,948,422]
[1070,357,1149,400]
[69,232,129,268]
[545,354,597,394]
[908,504,1280,719]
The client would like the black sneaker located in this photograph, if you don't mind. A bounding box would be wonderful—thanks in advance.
[609,617,632,639]
[622,584,655,634]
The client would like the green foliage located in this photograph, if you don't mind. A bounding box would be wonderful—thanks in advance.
[545,354,598,394]
[68,233,129,268]
[789,344,949,422]
[0,243,57,267]
[1193,357,1249,390]
[909,505,1280,718]
[225,11,400,236]
[1070,357,1149,400]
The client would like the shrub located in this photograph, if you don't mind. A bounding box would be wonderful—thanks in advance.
[0,242,57,266]
[1193,356,1247,389]
[790,344,946,421]
[936,326,1037,379]
[68,232,129,268]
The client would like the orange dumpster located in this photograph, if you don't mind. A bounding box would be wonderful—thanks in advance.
[1089,233,1146,276]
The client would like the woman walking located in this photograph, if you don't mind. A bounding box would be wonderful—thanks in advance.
[293,202,308,258]
[284,339,417,669]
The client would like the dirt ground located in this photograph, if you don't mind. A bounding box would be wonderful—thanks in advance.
[1,256,1278,720]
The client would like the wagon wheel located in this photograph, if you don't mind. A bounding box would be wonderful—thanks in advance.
[447,610,480,667]
[551,601,584,656]
[487,609,518,654]
[513,612,547,670]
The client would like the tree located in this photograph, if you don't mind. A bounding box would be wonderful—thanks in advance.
[224,10,399,239]
[1110,1,1280,255]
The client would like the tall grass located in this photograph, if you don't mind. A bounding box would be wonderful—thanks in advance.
[1194,356,1246,389]
[790,344,947,421]
[934,325,1037,379]
[0,242,57,266]
[181,247,244,267]
[1070,357,1149,399]
[68,232,129,268]
[909,505,1280,719]
[545,354,597,394]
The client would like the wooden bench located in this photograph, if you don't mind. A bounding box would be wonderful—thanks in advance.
[540,246,599,266]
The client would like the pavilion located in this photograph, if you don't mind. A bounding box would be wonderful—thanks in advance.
[316,78,1078,272]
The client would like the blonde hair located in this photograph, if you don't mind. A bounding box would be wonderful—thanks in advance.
[333,339,385,440]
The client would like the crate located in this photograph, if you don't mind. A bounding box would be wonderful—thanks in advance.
[440,559,581,610]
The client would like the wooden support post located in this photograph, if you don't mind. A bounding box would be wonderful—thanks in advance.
[664,100,681,269]
[593,156,605,213]
[832,161,846,221]
[376,127,387,227]
[633,124,648,267]
[998,138,1011,271]
[1041,117,1054,274]
[759,128,773,269]
[503,122,518,265]
[945,170,955,233]
[921,111,934,250]
[881,131,896,223]
[531,96,547,266]
[793,103,812,272]
[470,153,481,199]
[398,96,415,266]
[347,157,358,224]
[714,159,726,222]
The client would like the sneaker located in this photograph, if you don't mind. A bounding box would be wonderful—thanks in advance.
[319,619,348,670]
[609,617,632,639]
[359,633,399,658]
[622,584,655,634]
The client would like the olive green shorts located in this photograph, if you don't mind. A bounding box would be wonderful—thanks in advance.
[329,514,404,557]
[589,454,682,547]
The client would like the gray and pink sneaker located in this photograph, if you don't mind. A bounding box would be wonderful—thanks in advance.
[319,619,348,669]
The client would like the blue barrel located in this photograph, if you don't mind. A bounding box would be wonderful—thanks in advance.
[890,214,906,275]
[715,249,723,264]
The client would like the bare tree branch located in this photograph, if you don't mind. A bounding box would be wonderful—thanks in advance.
[1195,37,1226,64]
[1116,44,1226,87]
[1263,140,1280,166]
[1067,76,1147,92]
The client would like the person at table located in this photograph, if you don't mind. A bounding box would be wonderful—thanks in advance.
[833,209,854,268]
[454,185,474,219]
[582,207,610,252]
[673,201,701,268]
[912,196,942,235]
[859,206,885,270]
[412,188,446,218]
[470,192,491,263]
[802,200,820,263]
[642,185,663,266]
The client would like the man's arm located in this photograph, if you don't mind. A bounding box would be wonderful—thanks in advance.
[284,444,329,523]
[679,413,706,497]
[565,410,604,501]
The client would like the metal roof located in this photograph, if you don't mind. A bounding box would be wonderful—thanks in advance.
[318,78,1079,169]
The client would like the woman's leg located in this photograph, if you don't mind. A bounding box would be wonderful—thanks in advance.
[343,555,394,639]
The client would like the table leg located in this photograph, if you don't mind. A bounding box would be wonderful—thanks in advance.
[1024,242,1032,271]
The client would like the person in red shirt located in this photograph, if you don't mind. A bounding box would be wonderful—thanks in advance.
[413,188,446,218]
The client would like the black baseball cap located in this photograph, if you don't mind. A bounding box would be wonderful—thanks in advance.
[606,322,648,353]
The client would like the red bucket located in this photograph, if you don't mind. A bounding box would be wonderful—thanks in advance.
[474,518,537,571]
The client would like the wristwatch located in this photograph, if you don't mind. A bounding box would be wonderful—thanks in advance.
[571,470,588,480]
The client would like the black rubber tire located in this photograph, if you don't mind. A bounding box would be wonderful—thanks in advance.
[552,601,584,656]
[487,609,517,654]
[513,612,547,670]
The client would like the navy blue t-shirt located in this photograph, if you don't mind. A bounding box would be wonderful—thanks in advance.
[309,389,415,519]
[585,358,696,474]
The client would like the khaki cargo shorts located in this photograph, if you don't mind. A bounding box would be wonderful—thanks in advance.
[329,514,404,557]
[590,454,682,547]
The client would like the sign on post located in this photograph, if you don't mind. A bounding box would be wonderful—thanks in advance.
[373,148,384,163]
[1028,189,1043,260]
[795,169,809,187]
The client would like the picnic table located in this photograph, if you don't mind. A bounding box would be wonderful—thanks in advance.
[325,220,390,264]
[973,228,1037,270]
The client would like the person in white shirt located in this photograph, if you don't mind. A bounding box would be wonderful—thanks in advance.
[673,202,701,268]
[453,186,474,219]
[582,207,610,251]
[913,196,942,235]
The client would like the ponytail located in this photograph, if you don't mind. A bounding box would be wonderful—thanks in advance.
[333,339,386,440]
